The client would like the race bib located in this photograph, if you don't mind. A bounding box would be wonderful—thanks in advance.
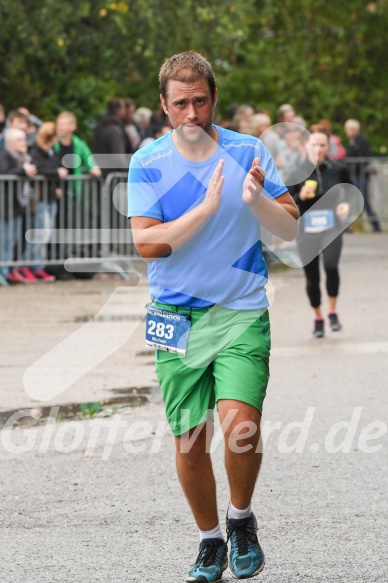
[304,209,335,233]
[145,304,191,355]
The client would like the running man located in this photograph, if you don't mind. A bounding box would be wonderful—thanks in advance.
[128,52,299,581]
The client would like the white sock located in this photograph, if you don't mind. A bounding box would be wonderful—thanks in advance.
[228,501,252,520]
[199,524,224,542]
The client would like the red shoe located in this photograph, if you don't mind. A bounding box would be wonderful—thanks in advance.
[34,269,56,283]
[7,271,26,284]
[15,267,38,283]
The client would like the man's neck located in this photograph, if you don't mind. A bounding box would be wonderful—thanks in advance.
[172,125,218,162]
[59,135,73,146]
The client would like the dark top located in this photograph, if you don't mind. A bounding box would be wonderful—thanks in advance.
[346,134,371,158]
[93,114,133,175]
[288,158,352,235]
[346,134,372,176]
[57,142,74,175]
[29,145,62,202]
[0,150,31,219]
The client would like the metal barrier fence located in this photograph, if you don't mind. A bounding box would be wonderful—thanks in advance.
[343,157,388,227]
[0,173,137,285]
[1,158,387,285]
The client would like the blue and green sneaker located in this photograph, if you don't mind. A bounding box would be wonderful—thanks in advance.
[226,513,265,579]
[187,538,228,582]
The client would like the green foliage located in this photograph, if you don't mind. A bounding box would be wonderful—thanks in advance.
[0,0,386,149]
[216,0,388,149]
[79,401,102,418]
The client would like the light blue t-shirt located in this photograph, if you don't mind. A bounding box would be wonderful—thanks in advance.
[127,125,287,309]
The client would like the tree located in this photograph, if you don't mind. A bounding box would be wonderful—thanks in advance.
[0,0,386,149]
[217,0,388,149]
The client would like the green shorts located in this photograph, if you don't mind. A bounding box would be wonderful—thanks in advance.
[154,301,271,436]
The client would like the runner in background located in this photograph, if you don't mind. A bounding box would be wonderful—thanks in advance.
[288,125,353,337]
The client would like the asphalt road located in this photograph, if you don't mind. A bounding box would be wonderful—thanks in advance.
[0,233,387,582]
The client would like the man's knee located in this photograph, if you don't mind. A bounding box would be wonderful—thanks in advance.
[175,422,212,464]
[220,404,261,451]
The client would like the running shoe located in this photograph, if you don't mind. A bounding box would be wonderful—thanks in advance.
[226,513,265,579]
[15,267,38,283]
[34,269,56,283]
[187,538,228,582]
[7,271,26,284]
[328,312,342,331]
[313,318,324,338]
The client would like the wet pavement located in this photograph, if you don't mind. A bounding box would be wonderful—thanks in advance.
[0,272,156,415]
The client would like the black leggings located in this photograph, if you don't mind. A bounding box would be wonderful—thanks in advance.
[297,233,343,308]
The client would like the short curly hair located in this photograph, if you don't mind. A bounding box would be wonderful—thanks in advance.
[159,51,217,101]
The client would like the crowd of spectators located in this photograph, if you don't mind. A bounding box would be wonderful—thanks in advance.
[0,99,382,285]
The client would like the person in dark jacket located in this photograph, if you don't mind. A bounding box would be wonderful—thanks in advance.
[93,99,133,241]
[0,110,29,152]
[92,99,133,176]
[344,119,381,232]
[0,128,37,283]
[288,125,354,337]
[29,122,69,281]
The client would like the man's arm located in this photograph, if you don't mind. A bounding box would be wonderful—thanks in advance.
[242,157,299,241]
[75,138,102,178]
[248,191,299,241]
[130,160,224,260]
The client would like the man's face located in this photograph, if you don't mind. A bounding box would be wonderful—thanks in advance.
[11,117,29,132]
[345,124,358,139]
[160,78,217,143]
[281,109,295,123]
[125,104,135,123]
[256,122,269,137]
[116,103,126,121]
[285,129,302,150]
[9,135,27,154]
[56,116,76,138]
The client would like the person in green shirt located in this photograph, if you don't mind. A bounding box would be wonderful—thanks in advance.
[54,111,101,200]
[51,111,102,280]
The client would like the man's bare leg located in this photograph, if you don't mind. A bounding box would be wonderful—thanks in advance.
[218,399,265,578]
[175,419,219,530]
[218,399,262,508]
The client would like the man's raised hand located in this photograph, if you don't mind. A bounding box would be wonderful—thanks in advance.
[242,157,265,206]
[203,159,224,215]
